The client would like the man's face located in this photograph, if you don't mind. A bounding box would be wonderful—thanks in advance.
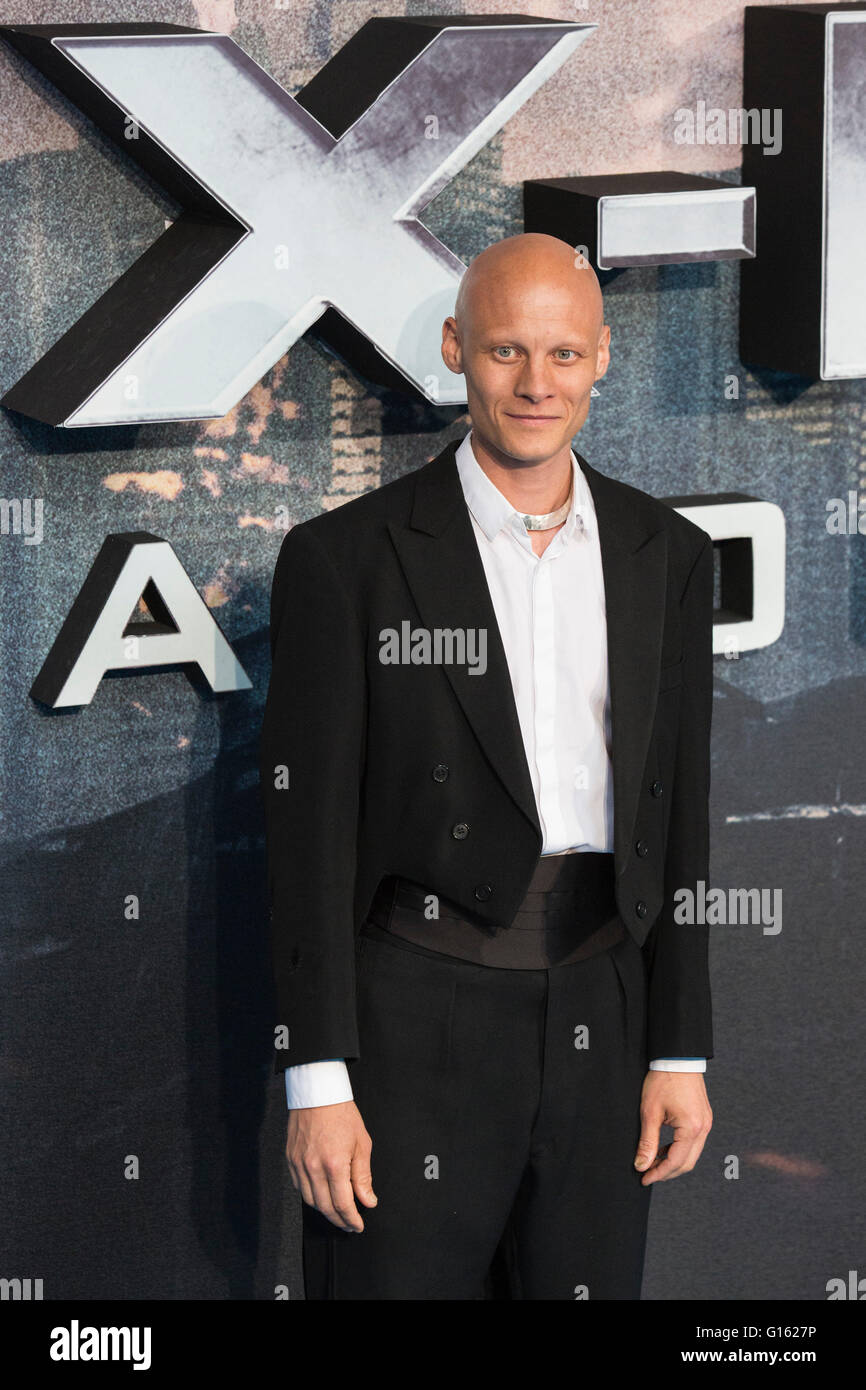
[442,271,610,467]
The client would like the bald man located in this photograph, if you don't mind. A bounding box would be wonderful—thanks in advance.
[260,233,715,1300]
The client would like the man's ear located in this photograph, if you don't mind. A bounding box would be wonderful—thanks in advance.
[594,323,611,382]
[441,316,463,375]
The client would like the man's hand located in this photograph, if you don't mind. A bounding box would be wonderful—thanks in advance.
[634,1072,712,1186]
[286,1100,377,1232]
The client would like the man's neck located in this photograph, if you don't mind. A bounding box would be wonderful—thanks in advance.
[468,430,573,517]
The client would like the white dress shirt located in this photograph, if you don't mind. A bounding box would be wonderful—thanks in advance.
[284,432,705,1108]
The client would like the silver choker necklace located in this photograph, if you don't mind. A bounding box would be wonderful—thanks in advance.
[520,491,572,531]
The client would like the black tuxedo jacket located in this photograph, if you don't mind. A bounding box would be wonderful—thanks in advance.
[259,437,714,1071]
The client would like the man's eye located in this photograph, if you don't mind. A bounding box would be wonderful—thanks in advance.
[556,350,577,360]
[494,347,515,358]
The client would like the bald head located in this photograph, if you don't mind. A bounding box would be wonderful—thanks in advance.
[453,233,604,342]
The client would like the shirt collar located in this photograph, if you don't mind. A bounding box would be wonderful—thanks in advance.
[454,430,594,544]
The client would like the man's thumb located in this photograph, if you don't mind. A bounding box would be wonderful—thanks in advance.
[634,1128,658,1171]
[352,1158,378,1205]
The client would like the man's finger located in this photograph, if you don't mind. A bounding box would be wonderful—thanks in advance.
[290,1164,316,1210]
[326,1170,365,1233]
[351,1151,378,1208]
[302,1164,359,1233]
[639,1140,672,1181]
[640,1133,701,1186]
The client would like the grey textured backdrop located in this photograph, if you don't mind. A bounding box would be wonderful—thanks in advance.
[1,0,864,1300]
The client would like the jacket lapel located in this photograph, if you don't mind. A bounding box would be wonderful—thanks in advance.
[387,440,540,838]
[388,439,669,876]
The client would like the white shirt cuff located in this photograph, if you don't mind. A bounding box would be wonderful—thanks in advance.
[284,1059,354,1109]
[649,1058,706,1072]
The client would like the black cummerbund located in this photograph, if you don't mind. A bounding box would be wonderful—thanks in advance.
[363,852,626,969]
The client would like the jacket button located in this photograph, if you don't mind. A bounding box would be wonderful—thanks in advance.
[635,900,648,918]
[474,884,493,901]
[432,763,449,783]
[650,779,663,798]
[635,839,649,857]
[451,822,470,840]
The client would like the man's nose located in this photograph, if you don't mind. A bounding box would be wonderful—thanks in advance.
[514,356,555,400]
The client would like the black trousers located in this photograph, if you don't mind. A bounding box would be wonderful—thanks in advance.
[301,920,652,1300]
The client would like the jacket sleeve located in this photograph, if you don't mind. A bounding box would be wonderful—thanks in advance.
[643,532,715,1061]
[258,522,366,1073]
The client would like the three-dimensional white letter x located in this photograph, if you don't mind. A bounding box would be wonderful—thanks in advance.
[1,18,595,426]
